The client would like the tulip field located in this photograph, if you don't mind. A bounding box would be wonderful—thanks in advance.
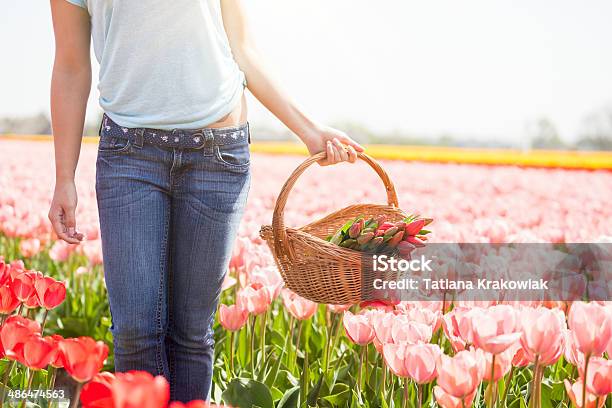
[0,138,611,408]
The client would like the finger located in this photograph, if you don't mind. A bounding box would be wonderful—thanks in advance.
[332,138,349,162]
[339,135,365,152]
[49,212,81,244]
[61,205,79,239]
[326,141,337,165]
[346,145,358,163]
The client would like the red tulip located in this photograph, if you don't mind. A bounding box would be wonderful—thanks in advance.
[81,371,116,408]
[23,334,55,370]
[0,315,41,362]
[168,401,229,408]
[405,219,425,236]
[111,370,169,408]
[59,337,109,382]
[343,311,374,346]
[47,334,66,368]
[0,284,20,314]
[10,271,37,302]
[218,304,248,332]
[34,276,67,309]
[0,260,9,285]
[568,302,612,357]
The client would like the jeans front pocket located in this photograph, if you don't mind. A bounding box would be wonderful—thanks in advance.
[213,142,250,171]
[98,134,133,154]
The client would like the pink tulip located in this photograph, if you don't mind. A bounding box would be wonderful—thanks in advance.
[404,343,441,384]
[434,386,477,408]
[343,311,374,346]
[391,316,432,344]
[281,290,317,320]
[585,357,612,397]
[218,304,248,332]
[519,306,565,365]
[382,343,410,377]
[482,347,515,382]
[436,349,486,399]
[442,312,466,353]
[472,304,521,354]
[327,304,351,314]
[568,302,612,357]
[564,378,606,408]
[237,282,271,315]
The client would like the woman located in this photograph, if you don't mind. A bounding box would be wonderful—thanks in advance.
[48,0,363,402]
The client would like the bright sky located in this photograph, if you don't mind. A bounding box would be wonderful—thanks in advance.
[1,0,611,144]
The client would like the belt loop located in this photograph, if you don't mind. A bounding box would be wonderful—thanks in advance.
[134,128,145,148]
[246,121,251,144]
[203,128,214,154]
[98,115,104,137]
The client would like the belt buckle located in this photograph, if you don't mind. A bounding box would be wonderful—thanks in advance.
[190,130,206,149]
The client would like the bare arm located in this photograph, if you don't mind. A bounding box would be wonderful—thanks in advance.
[220,0,364,165]
[48,0,91,243]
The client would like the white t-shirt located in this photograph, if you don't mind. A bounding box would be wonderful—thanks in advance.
[65,0,247,130]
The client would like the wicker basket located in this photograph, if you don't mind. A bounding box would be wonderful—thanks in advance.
[259,151,408,304]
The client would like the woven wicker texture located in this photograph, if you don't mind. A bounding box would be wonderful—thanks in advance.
[260,152,408,304]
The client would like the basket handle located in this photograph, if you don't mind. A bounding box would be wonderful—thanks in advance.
[271,151,399,259]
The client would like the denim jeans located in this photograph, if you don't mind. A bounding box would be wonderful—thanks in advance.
[95,116,251,402]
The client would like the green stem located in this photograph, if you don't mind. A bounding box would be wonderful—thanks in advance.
[295,320,303,372]
[488,353,497,408]
[229,331,235,379]
[417,383,423,408]
[40,309,49,333]
[357,346,365,395]
[20,368,34,408]
[260,311,267,367]
[250,315,257,376]
[500,365,515,405]
[581,353,591,408]
[71,382,83,408]
[528,355,540,408]
[403,378,409,408]
[0,360,16,403]
[286,316,295,366]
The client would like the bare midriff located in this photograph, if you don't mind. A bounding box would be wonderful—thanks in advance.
[207,91,248,128]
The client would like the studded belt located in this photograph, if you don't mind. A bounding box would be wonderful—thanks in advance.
[99,113,250,149]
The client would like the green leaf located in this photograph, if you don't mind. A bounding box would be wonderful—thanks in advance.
[221,378,274,408]
[277,386,300,408]
[322,384,350,407]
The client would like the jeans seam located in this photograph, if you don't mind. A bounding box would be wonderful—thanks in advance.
[156,200,170,376]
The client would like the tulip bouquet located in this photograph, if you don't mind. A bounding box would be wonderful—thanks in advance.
[326,214,433,259]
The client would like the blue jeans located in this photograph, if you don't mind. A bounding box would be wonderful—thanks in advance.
[95,116,251,402]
